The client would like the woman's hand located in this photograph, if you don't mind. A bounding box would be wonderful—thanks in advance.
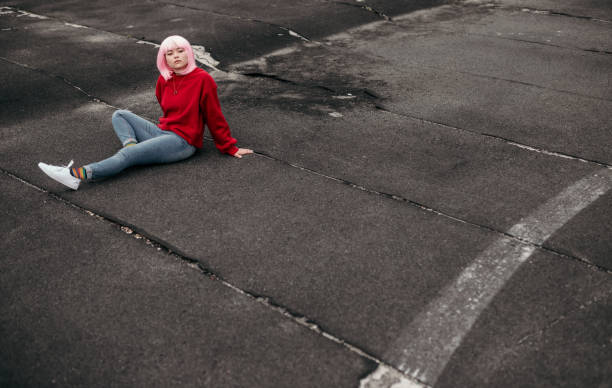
[233,148,254,158]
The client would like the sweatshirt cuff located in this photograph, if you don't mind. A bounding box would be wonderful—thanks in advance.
[227,145,239,156]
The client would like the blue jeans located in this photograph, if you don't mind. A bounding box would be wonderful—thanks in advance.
[86,110,196,179]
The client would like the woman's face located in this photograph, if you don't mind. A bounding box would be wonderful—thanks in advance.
[165,47,188,72]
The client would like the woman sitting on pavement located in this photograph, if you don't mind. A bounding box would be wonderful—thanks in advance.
[39,35,253,190]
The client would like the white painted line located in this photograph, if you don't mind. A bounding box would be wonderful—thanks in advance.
[64,22,88,29]
[136,39,159,48]
[363,168,612,386]
[0,6,48,19]
[284,28,310,42]
[360,365,425,388]
[508,169,612,243]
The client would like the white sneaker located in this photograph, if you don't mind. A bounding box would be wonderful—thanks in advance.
[38,160,81,190]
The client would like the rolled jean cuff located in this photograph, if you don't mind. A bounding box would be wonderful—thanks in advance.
[122,137,137,146]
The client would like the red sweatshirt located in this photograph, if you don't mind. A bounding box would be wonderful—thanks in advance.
[155,68,238,155]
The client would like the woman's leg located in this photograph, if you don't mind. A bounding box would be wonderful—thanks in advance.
[111,109,165,146]
[86,132,196,179]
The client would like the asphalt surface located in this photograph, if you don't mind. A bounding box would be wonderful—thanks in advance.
[1,0,611,387]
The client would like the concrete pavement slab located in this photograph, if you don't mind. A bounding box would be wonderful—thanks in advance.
[368,24,612,101]
[2,0,452,59]
[0,7,165,115]
[0,61,125,173]
[2,1,611,386]
[292,4,612,100]
[230,4,612,164]
[58,150,501,359]
[153,0,382,42]
[1,0,299,64]
[432,6,612,53]
[0,59,86,125]
[0,172,375,387]
[435,249,612,387]
[1,0,444,66]
[223,91,599,231]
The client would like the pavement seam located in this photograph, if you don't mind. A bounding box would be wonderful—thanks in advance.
[411,63,612,103]
[449,65,612,104]
[163,0,393,36]
[516,283,612,346]
[0,6,141,48]
[2,3,313,46]
[462,32,612,56]
[373,104,612,169]
[253,151,612,276]
[155,1,313,42]
[257,43,612,105]
[334,1,392,21]
[0,56,121,111]
[495,5,612,24]
[0,166,426,387]
[383,2,612,57]
[233,71,380,102]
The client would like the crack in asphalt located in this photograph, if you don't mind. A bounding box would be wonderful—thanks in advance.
[373,104,612,170]
[239,71,299,85]
[160,1,312,42]
[464,2,612,23]
[253,150,612,276]
[165,0,393,29]
[335,1,392,21]
[418,63,612,103]
[466,32,612,56]
[236,71,379,100]
[516,284,612,345]
[504,5,612,24]
[0,166,403,380]
[0,56,120,111]
[414,4,612,56]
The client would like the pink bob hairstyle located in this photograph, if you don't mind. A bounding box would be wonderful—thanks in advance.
[156,35,198,81]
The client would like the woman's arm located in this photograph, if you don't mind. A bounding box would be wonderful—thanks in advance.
[201,75,252,157]
[155,75,164,105]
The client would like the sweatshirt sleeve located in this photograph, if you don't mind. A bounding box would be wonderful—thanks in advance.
[155,75,164,105]
[201,77,238,155]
